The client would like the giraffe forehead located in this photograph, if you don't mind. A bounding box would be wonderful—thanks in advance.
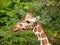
[23,16,39,22]
[26,18,32,21]
[26,17,37,22]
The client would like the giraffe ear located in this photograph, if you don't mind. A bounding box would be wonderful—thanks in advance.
[32,16,39,22]
[36,16,39,20]
[35,16,39,21]
[26,11,33,18]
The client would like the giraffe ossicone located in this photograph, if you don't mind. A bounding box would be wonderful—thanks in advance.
[11,11,52,45]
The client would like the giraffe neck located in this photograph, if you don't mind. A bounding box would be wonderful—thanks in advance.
[33,24,52,45]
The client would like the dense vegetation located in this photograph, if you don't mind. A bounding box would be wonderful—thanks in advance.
[0,0,60,45]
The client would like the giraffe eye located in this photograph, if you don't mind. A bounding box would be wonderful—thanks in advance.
[26,20,30,23]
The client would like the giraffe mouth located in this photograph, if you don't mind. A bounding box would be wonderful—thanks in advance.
[11,26,29,32]
[11,27,21,32]
[11,27,18,32]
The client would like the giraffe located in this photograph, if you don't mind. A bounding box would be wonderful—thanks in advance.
[11,11,52,45]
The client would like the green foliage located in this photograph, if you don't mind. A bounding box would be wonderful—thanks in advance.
[0,0,60,45]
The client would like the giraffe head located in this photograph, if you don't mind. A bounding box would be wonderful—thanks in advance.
[12,11,39,32]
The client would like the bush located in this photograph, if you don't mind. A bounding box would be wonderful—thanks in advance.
[0,0,60,45]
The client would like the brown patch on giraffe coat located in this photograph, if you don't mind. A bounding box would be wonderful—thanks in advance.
[42,39,51,45]
[42,39,48,45]
[33,27,38,32]
[38,24,44,32]
[41,32,47,38]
